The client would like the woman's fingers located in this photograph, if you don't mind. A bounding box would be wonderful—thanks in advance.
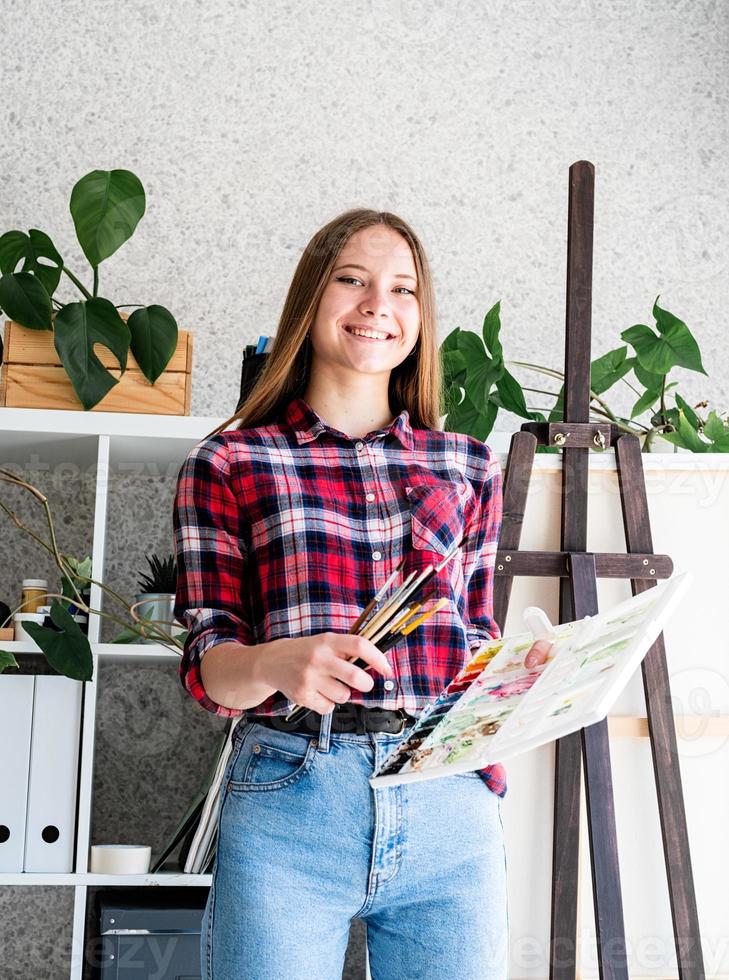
[524,639,553,667]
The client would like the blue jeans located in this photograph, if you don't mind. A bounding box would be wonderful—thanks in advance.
[202,710,509,979]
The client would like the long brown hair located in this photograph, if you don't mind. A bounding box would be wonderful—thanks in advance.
[206,208,443,438]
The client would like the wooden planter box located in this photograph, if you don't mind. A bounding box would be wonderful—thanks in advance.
[0,319,193,415]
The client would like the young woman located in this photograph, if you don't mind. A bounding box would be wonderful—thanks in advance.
[173,208,550,979]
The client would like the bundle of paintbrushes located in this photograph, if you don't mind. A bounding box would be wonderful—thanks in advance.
[283,538,464,724]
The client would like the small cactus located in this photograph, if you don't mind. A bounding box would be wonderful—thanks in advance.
[137,553,177,594]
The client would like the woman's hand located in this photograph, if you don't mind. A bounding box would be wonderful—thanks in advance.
[258,632,395,715]
[524,639,553,668]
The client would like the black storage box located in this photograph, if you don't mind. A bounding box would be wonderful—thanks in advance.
[98,895,207,979]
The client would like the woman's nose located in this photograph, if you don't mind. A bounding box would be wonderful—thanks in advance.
[359,282,393,316]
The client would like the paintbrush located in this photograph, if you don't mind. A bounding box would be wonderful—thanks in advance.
[283,538,463,723]
[284,597,450,726]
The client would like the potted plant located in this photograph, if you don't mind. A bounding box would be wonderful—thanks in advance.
[132,553,180,645]
[0,168,183,411]
[0,468,187,679]
[441,296,729,453]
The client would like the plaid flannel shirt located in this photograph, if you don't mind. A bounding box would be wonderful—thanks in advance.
[173,396,507,797]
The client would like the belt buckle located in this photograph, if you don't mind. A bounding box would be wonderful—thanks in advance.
[393,709,409,735]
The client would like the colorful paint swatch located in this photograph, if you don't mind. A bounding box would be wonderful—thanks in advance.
[370,572,692,786]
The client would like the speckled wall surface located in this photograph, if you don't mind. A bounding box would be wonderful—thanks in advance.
[1,0,727,976]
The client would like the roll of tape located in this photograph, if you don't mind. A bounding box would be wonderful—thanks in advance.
[89,844,152,875]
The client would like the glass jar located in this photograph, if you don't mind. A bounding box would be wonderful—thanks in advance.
[21,579,48,614]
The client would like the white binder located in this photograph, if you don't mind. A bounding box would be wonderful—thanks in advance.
[0,675,35,872]
[23,675,83,872]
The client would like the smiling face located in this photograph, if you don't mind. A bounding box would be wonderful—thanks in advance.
[308,224,421,381]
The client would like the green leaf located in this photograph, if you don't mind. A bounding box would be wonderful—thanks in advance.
[0,230,28,273]
[110,626,145,643]
[495,368,531,418]
[0,229,63,297]
[674,393,700,430]
[704,410,729,443]
[0,649,19,673]
[53,297,131,410]
[464,359,502,409]
[652,296,706,374]
[633,360,665,392]
[440,326,462,354]
[21,600,93,681]
[481,301,503,362]
[127,305,178,384]
[0,271,53,329]
[458,328,503,406]
[70,169,146,268]
[622,300,706,377]
[444,390,498,441]
[660,411,707,453]
[456,329,487,360]
[590,347,633,396]
[442,346,467,388]
[548,385,565,422]
[621,323,673,375]
[630,388,661,419]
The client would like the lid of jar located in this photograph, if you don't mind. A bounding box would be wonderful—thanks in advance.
[22,579,48,588]
[14,612,46,621]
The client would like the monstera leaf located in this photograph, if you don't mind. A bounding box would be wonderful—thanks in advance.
[128,305,179,383]
[53,297,131,409]
[0,229,64,298]
[0,269,53,329]
[70,169,146,268]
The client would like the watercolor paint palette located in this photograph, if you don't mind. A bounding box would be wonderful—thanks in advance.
[369,571,692,786]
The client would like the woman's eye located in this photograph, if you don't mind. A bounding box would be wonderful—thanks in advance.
[336,276,415,296]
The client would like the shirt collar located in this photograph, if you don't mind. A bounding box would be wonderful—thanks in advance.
[284,396,414,451]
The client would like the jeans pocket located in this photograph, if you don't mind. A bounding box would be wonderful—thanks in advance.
[227,725,317,793]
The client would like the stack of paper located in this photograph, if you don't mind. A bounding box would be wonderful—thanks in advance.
[151,720,235,874]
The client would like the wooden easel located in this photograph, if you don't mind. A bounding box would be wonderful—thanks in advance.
[493,161,705,980]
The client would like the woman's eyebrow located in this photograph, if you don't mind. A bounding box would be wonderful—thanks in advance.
[333,262,417,282]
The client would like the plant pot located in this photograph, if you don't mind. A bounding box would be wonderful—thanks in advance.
[133,593,179,645]
[0,319,193,415]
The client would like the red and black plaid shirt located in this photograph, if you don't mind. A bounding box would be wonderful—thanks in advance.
[173,395,507,796]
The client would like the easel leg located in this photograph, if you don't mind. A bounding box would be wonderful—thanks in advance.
[616,435,705,979]
[551,730,582,980]
[557,553,629,980]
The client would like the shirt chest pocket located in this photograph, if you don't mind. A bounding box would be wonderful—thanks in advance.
[403,479,474,600]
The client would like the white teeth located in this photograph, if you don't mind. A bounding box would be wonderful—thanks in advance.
[345,326,391,340]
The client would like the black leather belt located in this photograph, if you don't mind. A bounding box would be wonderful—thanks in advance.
[246,702,416,736]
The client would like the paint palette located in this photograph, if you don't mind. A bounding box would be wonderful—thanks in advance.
[370,572,692,786]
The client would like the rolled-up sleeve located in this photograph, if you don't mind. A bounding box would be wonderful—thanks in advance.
[172,434,254,716]
[461,449,503,649]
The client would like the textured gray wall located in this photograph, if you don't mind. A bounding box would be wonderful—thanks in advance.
[1,1,727,976]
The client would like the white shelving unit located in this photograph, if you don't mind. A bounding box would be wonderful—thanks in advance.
[1,407,223,980]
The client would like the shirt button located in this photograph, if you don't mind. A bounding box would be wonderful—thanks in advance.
[383,680,395,691]
[372,550,382,561]
[355,441,364,452]
[366,492,375,502]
